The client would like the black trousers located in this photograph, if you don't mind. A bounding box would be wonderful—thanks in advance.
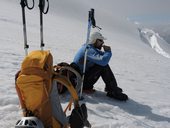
[70,63,119,92]
[83,64,118,92]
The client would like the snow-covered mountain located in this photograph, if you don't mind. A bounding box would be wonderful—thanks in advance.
[138,28,170,58]
[0,0,170,127]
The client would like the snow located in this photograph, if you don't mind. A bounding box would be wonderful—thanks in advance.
[0,0,170,128]
[139,28,170,58]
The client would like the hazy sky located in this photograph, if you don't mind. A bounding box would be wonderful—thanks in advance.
[14,0,170,24]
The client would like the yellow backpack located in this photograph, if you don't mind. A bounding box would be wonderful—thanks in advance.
[15,50,79,128]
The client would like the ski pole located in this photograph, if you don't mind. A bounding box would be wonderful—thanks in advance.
[79,9,96,100]
[38,0,49,50]
[20,0,34,56]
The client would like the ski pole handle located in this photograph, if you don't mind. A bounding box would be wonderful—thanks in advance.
[90,8,96,27]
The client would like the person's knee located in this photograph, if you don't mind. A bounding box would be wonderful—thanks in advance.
[93,64,108,70]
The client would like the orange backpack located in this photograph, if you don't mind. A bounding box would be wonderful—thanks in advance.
[15,50,79,128]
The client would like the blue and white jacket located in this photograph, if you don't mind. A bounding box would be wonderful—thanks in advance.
[73,44,112,74]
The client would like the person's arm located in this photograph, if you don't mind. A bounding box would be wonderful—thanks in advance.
[87,47,112,66]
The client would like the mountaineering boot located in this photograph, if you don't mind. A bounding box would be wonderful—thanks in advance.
[106,91,128,101]
[105,86,123,93]
[83,88,96,94]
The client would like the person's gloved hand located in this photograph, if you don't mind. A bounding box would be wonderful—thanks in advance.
[103,45,111,51]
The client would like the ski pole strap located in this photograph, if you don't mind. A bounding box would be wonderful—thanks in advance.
[89,8,102,30]
[20,0,34,10]
[39,0,49,14]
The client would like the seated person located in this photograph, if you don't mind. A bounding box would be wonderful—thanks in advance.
[71,32,128,101]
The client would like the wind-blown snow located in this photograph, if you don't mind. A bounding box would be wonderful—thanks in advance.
[0,0,170,128]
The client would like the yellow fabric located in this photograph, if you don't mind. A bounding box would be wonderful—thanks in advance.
[21,50,50,69]
[17,75,44,110]
[52,117,62,128]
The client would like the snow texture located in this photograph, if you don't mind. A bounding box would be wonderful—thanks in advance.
[0,0,170,127]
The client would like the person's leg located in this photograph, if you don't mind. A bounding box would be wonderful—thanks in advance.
[83,65,102,90]
[100,65,122,93]
[91,64,128,101]
[71,63,128,100]
[70,63,101,91]
[83,64,120,91]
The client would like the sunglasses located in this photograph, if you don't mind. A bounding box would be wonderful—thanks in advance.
[97,39,104,43]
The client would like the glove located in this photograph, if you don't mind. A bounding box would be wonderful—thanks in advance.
[103,45,111,51]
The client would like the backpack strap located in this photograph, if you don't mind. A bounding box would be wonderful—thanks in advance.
[53,65,82,113]
[54,65,82,93]
[53,73,79,107]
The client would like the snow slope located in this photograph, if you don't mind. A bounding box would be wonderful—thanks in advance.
[0,0,170,128]
[138,28,170,58]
